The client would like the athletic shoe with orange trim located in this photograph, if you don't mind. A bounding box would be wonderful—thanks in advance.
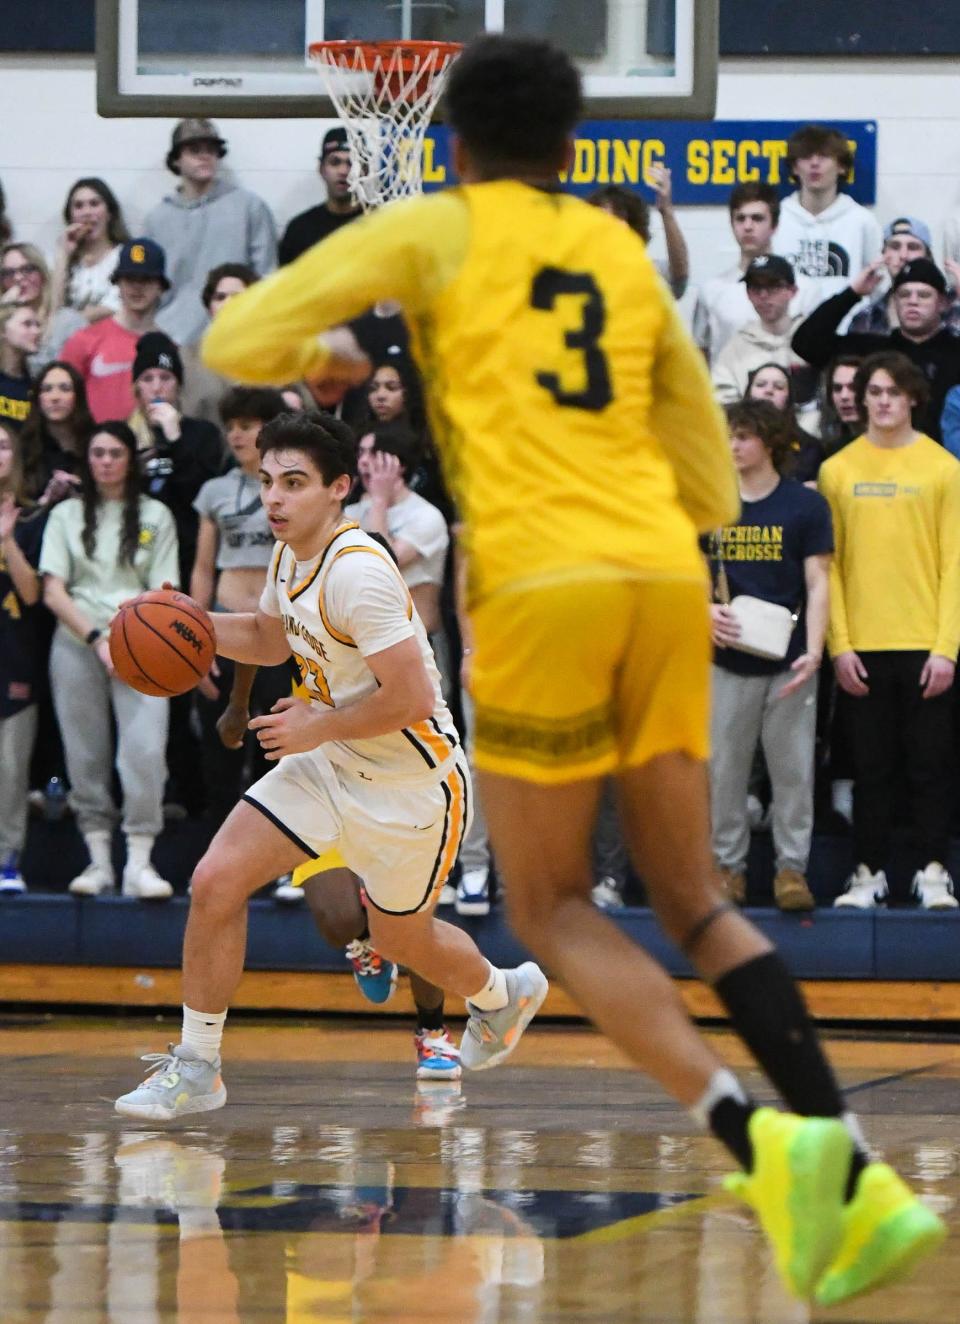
[460,962,548,1071]
[114,1044,226,1120]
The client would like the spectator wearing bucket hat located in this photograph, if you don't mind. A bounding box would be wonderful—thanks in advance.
[278,126,363,266]
[60,238,168,422]
[793,256,960,441]
[144,117,277,346]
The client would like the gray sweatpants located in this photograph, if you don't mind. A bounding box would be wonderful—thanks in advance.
[709,663,818,875]
[0,704,38,857]
[50,626,169,838]
[458,687,490,874]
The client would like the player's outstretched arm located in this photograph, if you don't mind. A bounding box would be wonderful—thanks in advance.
[211,608,290,667]
[201,193,469,387]
[251,637,434,761]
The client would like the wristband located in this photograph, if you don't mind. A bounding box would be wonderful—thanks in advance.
[86,628,102,646]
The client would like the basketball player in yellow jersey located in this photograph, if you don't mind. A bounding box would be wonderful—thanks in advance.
[202,38,944,1306]
[115,411,548,1123]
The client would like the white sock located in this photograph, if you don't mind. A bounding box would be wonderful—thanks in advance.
[689,1067,750,1130]
[84,831,113,873]
[842,1110,871,1157]
[468,962,509,1011]
[125,834,154,874]
[181,1005,227,1064]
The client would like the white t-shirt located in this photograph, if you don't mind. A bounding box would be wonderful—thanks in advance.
[344,490,449,590]
[259,523,458,780]
[66,245,122,314]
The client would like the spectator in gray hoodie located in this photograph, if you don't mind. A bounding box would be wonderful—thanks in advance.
[145,118,277,347]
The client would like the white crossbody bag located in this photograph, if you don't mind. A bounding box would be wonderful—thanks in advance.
[712,556,798,663]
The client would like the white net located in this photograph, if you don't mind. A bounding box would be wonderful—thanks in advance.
[309,41,461,210]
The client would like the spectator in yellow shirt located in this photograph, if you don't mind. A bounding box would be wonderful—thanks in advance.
[819,351,960,910]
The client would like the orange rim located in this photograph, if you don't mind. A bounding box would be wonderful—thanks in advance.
[309,39,462,73]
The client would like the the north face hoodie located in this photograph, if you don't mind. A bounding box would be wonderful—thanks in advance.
[773,192,882,309]
[144,177,277,346]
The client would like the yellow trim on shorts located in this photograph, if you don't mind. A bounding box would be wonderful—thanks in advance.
[291,848,346,888]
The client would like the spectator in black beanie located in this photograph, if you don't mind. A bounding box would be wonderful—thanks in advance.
[128,330,224,586]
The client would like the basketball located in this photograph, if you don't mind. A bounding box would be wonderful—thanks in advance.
[109,589,216,697]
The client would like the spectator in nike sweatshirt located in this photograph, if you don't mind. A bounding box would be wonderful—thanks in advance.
[145,119,277,347]
[773,125,882,318]
[60,239,167,423]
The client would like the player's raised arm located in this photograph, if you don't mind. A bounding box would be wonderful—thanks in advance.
[649,289,740,533]
[202,191,470,387]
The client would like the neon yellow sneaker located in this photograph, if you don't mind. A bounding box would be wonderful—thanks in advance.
[724,1107,853,1299]
[815,1161,947,1306]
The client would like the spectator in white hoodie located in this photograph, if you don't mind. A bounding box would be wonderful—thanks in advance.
[711,256,815,408]
[145,119,277,347]
[773,125,881,314]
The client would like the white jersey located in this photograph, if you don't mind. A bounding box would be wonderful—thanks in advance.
[259,521,460,781]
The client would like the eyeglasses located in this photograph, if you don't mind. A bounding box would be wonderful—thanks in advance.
[0,264,40,283]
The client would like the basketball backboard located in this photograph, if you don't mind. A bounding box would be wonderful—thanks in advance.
[96,0,717,119]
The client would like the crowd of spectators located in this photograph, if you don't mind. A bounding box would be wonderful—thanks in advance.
[2,117,960,921]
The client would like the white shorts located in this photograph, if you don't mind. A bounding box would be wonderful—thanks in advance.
[243,749,471,915]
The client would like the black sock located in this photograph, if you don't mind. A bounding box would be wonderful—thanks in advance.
[709,1096,757,1172]
[416,1001,445,1033]
[714,952,869,1197]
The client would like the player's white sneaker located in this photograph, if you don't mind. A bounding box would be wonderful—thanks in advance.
[69,862,115,896]
[115,1044,227,1120]
[456,868,490,915]
[460,962,548,1071]
[122,862,173,900]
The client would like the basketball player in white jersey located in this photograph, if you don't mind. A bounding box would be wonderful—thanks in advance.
[115,411,547,1120]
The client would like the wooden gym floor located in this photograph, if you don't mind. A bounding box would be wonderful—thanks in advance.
[0,1015,957,1322]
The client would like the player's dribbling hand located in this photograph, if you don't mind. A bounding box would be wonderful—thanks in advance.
[249,695,324,760]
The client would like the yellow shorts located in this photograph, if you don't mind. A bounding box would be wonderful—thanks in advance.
[470,575,711,785]
[291,849,346,889]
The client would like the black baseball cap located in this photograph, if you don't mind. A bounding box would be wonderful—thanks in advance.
[111,238,170,290]
[320,127,349,159]
[741,255,796,287]
[892,258,947,295]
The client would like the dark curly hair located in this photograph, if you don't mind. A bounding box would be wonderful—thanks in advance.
[218,385,287,427]
[854,350,930,423]
[80,421,143,565]
[725,399,795,473]
[201,262,258,310]
[257,410,357,485]
[786,124,854,184]
[444,35,582,174]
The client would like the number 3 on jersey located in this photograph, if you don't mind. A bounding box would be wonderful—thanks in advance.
[530,267,613,411]
[291,650,333,707]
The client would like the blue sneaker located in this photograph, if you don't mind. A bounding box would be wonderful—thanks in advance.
[346,938,398,1004]
[0,851,26,895]
[415,1027,462,1080]
[455,868,490,916]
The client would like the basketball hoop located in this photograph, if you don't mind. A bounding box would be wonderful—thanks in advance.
[309,40,461,210]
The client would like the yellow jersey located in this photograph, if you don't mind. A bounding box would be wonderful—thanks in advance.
[818,433,960,657]
[204,182,736,605]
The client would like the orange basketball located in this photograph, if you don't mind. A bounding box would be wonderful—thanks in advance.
[109,589,216,697]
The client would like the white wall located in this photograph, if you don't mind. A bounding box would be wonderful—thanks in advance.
[8,53,960,305]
